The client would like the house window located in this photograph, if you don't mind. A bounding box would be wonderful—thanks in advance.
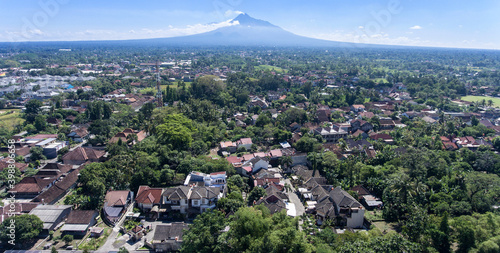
[193,200,199,206]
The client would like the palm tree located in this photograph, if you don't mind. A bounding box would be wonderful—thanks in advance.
[338,138,348,153]
[280,156,293,170]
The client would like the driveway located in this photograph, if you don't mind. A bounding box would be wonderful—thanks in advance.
[97,201,135,252]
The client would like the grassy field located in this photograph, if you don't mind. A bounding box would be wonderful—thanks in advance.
[160,81,192,91]
[254,65,287,73]
[460,95,500,107]
[0,109,24,131]
[372,78,388,84]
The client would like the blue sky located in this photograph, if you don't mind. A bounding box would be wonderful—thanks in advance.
[0,0,498,49]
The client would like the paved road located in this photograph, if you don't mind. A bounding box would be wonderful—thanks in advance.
[98,201,136,252]
[284,178,305,217]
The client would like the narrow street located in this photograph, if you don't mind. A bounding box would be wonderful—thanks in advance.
[283,178,305,217]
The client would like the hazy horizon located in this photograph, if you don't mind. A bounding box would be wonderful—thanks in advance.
[0,0,498,50]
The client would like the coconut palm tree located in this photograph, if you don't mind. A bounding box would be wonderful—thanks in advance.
[280,155,293,170]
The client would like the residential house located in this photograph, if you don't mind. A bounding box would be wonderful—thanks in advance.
[255,189,288,215]
[248,96,269,109]
[314,186,365,228]
[351,185,383,210]
[67,127,89,143]
[61,147,106,165]
[379,119,397,130]
[0,158,29,173]
[454,136,480,150]
[150,223,189,252]
[60,210,98,236]
[241,156,270,174]
[103,190,134,225]
[351,129,369,139]
[184,171,227,189]
[219,141,237,154]
[351,104,365,112]
[346,139,373,153]
[316,109,331,123]
[135,186,163,212]
[42,141,67,159]
[162,186,191,214]
[31,167,81,205]
[8,177,56,198]
[109,128,147,145]
[130,225,145,241]
[313,126,348,143]
[440,136,459,150]
[0,203,39,223]
[46,117,62,126]
[350,119,373,133]
[369,133,394,144]
[358,111,375,119]
[236,138,253,151]
[188,187,221,214]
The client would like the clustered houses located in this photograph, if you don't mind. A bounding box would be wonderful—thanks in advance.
[101,89,155,111]
[219,137,253,155]
[134,171,227,218]
[293,165,367,228]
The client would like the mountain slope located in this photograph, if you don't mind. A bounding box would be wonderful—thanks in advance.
[144,13,349,47]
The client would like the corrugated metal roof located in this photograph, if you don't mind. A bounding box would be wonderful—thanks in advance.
[61,224,89,231]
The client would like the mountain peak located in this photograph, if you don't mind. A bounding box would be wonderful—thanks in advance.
[232,13,278,28]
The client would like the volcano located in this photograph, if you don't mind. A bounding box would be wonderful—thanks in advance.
[145,13,348,47]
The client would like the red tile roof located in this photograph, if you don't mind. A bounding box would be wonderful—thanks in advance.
[135,186,162,204]
[270,149,282,158]
[226,156,243,165]
[0,158,29,172]
[25,134,58,140]
[62,147,105,162]
[105,190,130,206]
[66,210,97,224]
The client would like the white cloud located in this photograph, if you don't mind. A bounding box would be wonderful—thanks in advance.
[0,19,240,42]
[358,26,364,29]
[224,10,244,18]
[410,25,422,30]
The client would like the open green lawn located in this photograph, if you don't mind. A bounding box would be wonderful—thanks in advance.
[0,109,24,131]
[372,78,388,84]
[160,81,192,90]
[254,65,287,73]
[461,95,500,107]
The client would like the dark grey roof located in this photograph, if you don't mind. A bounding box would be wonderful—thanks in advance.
[264,185,288,201]
[329,186,361,208]
[104,205,123,217]
[163,186,190,200]
[315,199,336,218]
[256,196,286,214]
[153,223,189,241]
[189,187,220,200]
